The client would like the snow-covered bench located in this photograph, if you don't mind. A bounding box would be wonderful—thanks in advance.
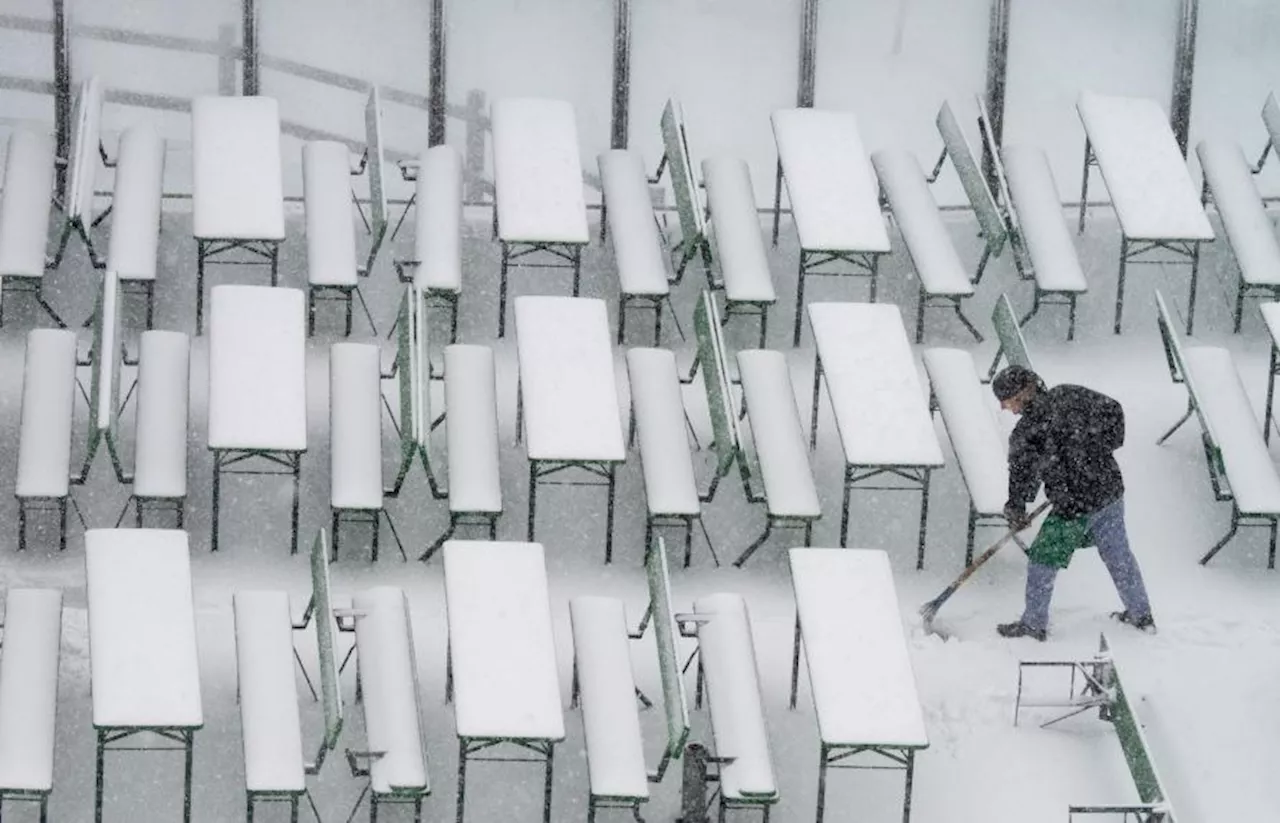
[0,129,62,328]
[48,76,106,277]
[788,549,928,823]
[771,108,891,345]
[688,592,779,820]
[701,156,777,348]
[329,342,404,562]
[1014,635,1181,822]
[0,588,63,823]
[16,328,78,552]
[872,148,982,343]
[599,149,679,346]
[303,141,376,337]
[419,343,503,561]
[986,292,1037,380]
[682,290,820,568]
[394,143,463,344]
[568,535,693,820]
[924,347,1009,566]
[1154,289,1280,567]
[491,98,590,338]
[626,347,711,567]
[341,585,431,820]
[1197,138,1280,333]
[649,100,777,347]
[1076,92,1214,335]
[234,529,346,821]
[569,596,651,820]
[105,126,167,329]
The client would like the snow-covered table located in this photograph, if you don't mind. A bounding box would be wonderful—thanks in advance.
[443,540,564,823]
[490,98,590,337]
[514,296,627,562]
[771,108,891,345]
[190,95,286,335]
[207,285,307,554]
[807,301,945,568]
[1075,92,1214,335]
[85,528,202,823]
[788,548,928,823]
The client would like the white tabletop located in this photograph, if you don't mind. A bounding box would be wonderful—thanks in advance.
[789,548,928,748]
[809,302,944,467]
[191,96,285,242]
[771,108,891,254]
[208,285,307,452]
[442,541,565,742]
[86,529,203,729]
[515,296,626,463]
[492,98,590,245]
[1077,92,1213,242]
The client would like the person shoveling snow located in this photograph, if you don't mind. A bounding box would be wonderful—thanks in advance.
[991,365,1156,641]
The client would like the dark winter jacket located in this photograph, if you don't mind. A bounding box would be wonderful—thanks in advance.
[1007,384,1125,518]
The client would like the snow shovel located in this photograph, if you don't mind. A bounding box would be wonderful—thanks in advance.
[919,501,1051,635]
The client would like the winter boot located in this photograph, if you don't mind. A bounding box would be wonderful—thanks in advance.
[996,621,1047,641]
[1110,610,1157,634]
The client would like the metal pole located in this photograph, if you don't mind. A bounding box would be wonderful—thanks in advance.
[610,0,632,149]
[52,0,72,201]
[241,0,259,96]
[1170,0,1199,158]
[428,0,447,146]
[796,0,819,107]
[982,0,1011,196]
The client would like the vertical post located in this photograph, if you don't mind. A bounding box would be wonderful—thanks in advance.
[241,0,259,96]
[1170,0,1199,158]
[52,0,72,202]
[982,0,1011,196]
[796,0,819,108]
[464,90,487,203]
[610,0,632,149]
[428,0,447,146]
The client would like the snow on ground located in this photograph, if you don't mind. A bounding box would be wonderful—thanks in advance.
[2,1,1280,821]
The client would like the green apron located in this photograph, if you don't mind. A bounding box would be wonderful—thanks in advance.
[1027,514,1093,570]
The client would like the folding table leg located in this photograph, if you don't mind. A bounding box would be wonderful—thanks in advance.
[1186,240,1201,336]
[792,255,807,347]
[839,466,853,548]
[902,750,916,823]
[211,451,222,552]
[788,614,802,709]
[814,744,830,823]
[183,729,194,823]
[527,462,538,542]
[1114,237,1128,335]
[771,156,784,246]
[498,244,511,338]
[196,241,207,335]
[604,464,618,564]
[809,353,823,450]
[455,740,468,823]
[290,454,301,555]
[94,729,106,823]
[1077,139,1092,236]
[542,743,556,823]
[917,470,932,571]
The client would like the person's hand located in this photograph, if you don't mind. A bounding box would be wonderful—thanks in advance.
[1004,502,1030,532]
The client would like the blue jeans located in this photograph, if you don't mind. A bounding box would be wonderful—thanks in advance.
[1020,498,1152,632]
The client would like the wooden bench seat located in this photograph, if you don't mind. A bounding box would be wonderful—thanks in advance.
[922,347,1009,564]
[106,126,166,328]
[233,590,307,811]
[0,587,62,822]
[131,330,190,525]
[349,586,430,811]
[1155,290,1280,567]
[734,349,820,566]
[626,347,704,566]
[702,157,776,348]
[1001,144,1087,338]
[871,149,980,343]
[693,592,778,816]
[330,342,401,561]
[1197,139,1280,332]
[421,345,502,561]
[599,149,675,346]
[16,329,78,552]
[304,140,371,337]
[411,145,464,344]
[0,130,58,327]
[568,596,649,816]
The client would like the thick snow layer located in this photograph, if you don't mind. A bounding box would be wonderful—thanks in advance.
[328,343,382,510]
[702,156,778,304]
[15,329,76,500]
[302,141,359,288]
[771,108,891,253]
[106,125,166,282]
[872,149,974,297]
[626,347,701,518]
[191,96,286,242]
[599,149,669,297]
[809,301,945,467]
[207,285,308,452]
[132,330,191,499]
[1077,92,1214,243]
[84,529,202,729]
[414,145,464,294]
[1001,144,1088,293]
[736,349,821,520]
[443,541,565,742]
[790,549,929,748]
[443,344,503,515]
[922,348,1009,516]
[491,98,590,245]
[514,296,627,463]
[0,129,55,278]
[1196,140,1280,287]
[0,588,61,792]
[232,590,306,793]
